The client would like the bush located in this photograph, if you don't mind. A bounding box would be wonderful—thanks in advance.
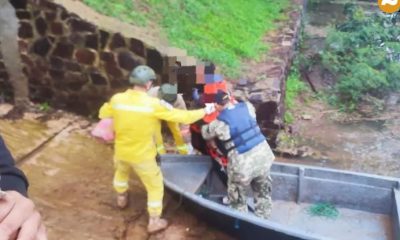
[321,4,400,108]
[336,63,388,103]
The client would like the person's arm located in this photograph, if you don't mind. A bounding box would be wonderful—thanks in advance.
[201,121,219,140]
[201,120,230,141]
[166,121,187,154]
[0,135,47,239]
[172,94,191,154]
[154,100,206,124]
[0,136,28,196]
[155,122,166,154]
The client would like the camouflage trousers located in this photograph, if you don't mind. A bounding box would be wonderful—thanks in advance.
[227,170,273,219]
[227,142,274,219]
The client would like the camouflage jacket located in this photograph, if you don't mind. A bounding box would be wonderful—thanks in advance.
[201,102,275,176]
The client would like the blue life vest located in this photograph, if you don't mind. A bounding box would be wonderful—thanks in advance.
[217,102,266,154]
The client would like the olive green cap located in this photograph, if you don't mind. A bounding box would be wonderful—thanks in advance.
[158,83,178,104]
[129,65,156,85]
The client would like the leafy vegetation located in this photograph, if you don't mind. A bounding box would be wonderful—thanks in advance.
[82,0,289,77]
[285,69,307,123]
[38,102,50,112]
[321,4,400,110]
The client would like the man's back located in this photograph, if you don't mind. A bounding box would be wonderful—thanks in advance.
[105,89,160,161]
[201,98,274,219]
[202,101,275,167]
[100,89,205,161]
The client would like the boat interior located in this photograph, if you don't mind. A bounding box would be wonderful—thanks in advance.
[161,155,400,240]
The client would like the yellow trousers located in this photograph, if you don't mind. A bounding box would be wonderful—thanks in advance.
[113,159,164,217]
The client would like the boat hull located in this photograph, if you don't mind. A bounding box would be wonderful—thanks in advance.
[160,154,400,240]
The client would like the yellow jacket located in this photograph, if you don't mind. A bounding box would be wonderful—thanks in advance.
[99,89,205,162]
[148,86,188,154]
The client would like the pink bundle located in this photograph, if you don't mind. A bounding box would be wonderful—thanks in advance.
[91,118,115,142]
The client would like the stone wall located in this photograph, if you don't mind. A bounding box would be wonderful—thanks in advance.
[0,0,186,114]
[232,5,303,146]
[0,49,13,101]
[0,0,303,146]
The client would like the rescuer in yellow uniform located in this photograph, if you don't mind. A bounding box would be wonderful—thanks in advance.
[148,83,192,155]
[99,65,215,233]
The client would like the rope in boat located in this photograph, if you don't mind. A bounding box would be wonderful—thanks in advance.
[308,202,339,219]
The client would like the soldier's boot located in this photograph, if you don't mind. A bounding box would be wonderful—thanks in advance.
[254,196,273,219]
[222,196,230,205]
[116,192,128,209]
[147,216,168,233]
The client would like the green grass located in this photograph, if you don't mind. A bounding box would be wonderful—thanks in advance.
[82,0,289,77]
[284,69,307,123]
[83,0,148,26]
[286,70,307,109]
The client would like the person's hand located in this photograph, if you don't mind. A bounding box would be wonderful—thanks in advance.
[0,191,47,240]
[204,103,216,114]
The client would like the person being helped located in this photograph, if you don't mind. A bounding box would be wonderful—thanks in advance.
[0,135,47,240]
[201,90,275,219]
[148,83,193,155]
[98,65,215,233]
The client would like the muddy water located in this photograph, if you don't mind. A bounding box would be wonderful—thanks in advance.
[279,0,400,177]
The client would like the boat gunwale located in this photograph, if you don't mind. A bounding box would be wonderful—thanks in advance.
[161,154,400,240]
[163,177,324,240]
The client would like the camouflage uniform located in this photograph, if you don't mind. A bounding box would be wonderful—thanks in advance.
[201,102,275,219]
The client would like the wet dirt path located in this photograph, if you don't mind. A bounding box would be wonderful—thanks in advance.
[0,107,232,240]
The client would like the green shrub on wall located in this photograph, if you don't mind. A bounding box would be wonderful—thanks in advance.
[285,69,307,123]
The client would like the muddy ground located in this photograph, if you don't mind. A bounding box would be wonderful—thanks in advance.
[3,97,399,240]
[0,104,232,240]
[276,92,400,178]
